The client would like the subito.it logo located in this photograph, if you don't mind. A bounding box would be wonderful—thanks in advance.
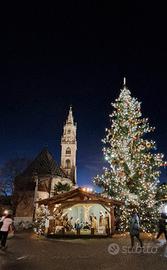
[108,243,120,255]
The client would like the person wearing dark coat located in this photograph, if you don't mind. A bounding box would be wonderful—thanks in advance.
[156,215,167,241]
[129,211,143,248]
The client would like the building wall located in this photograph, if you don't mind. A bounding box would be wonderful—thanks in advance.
[14,175,74,222]
[15,191,35,218]
[14,216,33,227]
[36,191,49,201]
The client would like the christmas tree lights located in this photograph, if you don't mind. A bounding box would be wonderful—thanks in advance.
[156,183,167,201]
[94,79,164,232]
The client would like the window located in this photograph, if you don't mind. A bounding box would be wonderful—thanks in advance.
[66,147,71,155]
[67,129,71,134]
[66,159,71,169]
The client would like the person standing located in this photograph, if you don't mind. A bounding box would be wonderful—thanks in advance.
[156,214,167,241]
[129,211,143,248]
[104,211,110,235]
[0,212,13,250]
[92,216,97,232]
[99,211,104,226]
[67,217,74,230]
[44,217,49,235]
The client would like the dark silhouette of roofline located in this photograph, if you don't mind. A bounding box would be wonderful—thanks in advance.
[15,148,67,179]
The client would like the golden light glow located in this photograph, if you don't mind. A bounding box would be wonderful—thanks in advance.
[82,187,93,193]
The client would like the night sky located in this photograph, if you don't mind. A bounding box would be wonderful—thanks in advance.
[2,3,167,186]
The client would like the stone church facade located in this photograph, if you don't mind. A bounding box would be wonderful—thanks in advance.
[14,108,77,224]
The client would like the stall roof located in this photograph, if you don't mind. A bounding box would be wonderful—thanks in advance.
[37,187,124,207]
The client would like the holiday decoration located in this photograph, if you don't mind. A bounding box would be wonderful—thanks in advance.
[94,78,164,232]
[34,205,50,235]
[156,183,167,201]
[54,182,71,194]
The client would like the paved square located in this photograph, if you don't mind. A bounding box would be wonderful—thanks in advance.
[0,232,167,270]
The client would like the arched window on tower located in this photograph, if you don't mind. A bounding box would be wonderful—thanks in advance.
[66,159,71,169]
[66,147,71,155]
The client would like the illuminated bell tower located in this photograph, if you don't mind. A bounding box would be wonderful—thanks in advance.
[61,107,77,185]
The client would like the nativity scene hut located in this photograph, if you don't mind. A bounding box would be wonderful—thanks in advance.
[36,187,123,237]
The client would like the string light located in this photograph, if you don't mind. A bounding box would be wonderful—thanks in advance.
[93,81,164,232]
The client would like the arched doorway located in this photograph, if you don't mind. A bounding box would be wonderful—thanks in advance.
[66,159,71,169]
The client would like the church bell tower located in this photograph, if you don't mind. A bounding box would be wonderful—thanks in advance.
[61,107,77,185]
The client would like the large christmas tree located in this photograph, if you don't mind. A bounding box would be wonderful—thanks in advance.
[94,78,163,232]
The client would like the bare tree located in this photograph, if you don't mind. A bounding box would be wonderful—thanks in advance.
[0,158,31,203]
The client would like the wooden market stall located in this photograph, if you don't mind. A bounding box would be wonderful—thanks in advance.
[36,187,124,237]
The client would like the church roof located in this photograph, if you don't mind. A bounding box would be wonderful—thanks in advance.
[16,148,67,179]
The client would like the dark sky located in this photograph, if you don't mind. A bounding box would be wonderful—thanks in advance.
[1,2,167,186]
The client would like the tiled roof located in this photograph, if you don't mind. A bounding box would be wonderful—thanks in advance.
[17,148,67,178]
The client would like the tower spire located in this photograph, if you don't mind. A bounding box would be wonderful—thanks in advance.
[67,106,74,124]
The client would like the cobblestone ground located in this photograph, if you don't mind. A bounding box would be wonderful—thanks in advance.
[0,232,167,270]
